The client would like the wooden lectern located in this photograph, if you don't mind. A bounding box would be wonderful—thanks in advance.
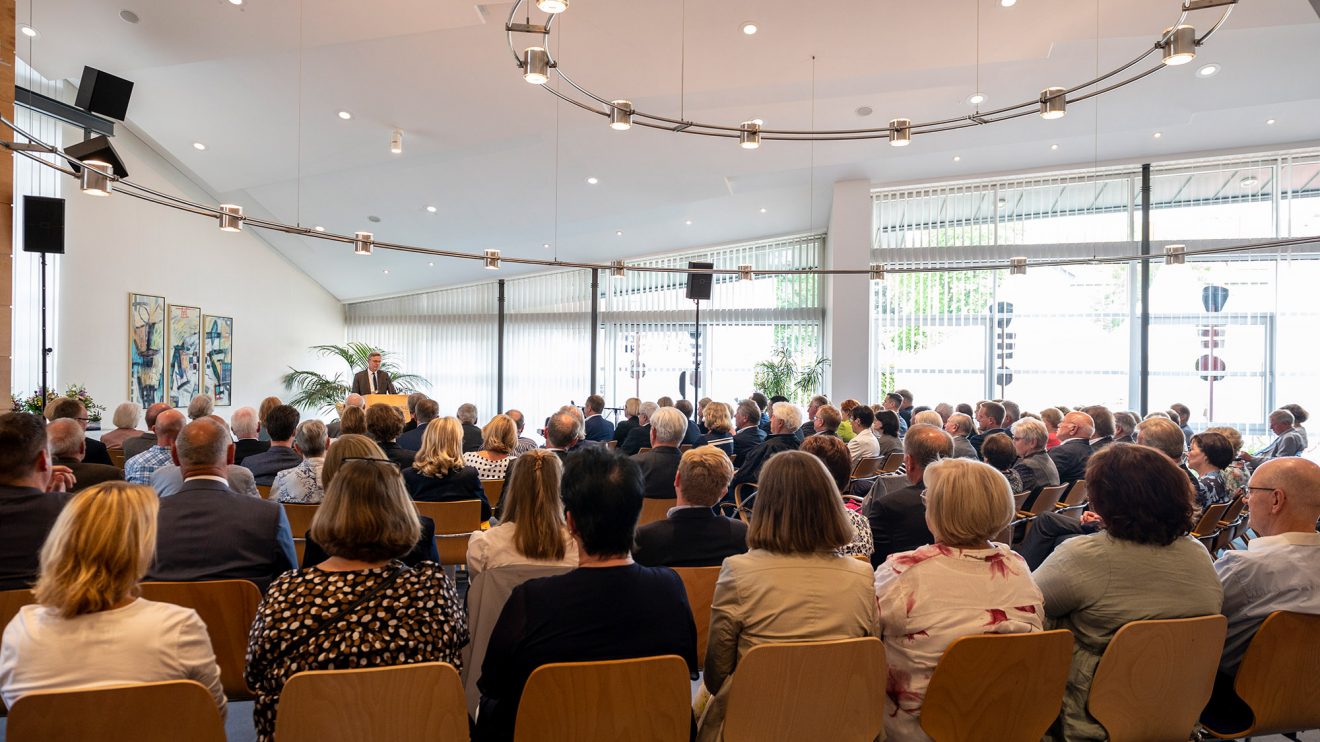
[364,394,411,423]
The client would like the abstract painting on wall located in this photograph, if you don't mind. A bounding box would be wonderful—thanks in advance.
[203,314,233,406]
[167,304,202,408]
[129,293,166,409]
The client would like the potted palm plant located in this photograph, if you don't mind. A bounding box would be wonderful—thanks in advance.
[752,346,830,405]
[281,343,429,415]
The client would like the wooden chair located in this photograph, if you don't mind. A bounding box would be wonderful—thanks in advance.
[413,499,482,568]
[606,440,618,449]
[514,655,692,742]
[639,497,676,527]
[1191,503,1230,537]
[481,479,505,511]
[1217,495,1246,526]
[921,630,1074,742]
[723,637,887,742]
[848,456,884,480]
[732,483,757,523]
[0,589,36,715]
[879,451,905,474]
[256,484,273,500]
[139,580,262,701]
[1088,615,1227,742]
[672,566,720,662]
[283,502,319,564]
[6,680,226,742]
[1056,480,1087,512]
[1201,611,1320,738]
[637,447,652,455]
[1019,484,1067,519]
[275,662,467,742]
[108,448,126,469]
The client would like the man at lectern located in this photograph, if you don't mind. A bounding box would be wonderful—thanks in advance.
[351,351,397,395]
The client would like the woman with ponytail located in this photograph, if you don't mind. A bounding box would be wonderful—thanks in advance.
[466,449,579,575]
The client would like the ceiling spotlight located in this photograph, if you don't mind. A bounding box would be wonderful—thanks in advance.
[79,160,113,197]
[1164,244,1186,265]
[586,177,598,185]
[1161,25,1196,66]
[313,225,325,232]
[483,248,501,270]
[760,207,767,213]
[354,231,374,256]
[426,205,437,213]
[953,155,961,162]
[218,204,243,232]
[542,243,550,248]
[611,260,626,278]
[740,22,758,35]
[739,120,761,149]
[1196,63,1220,78]
[1266,118,1276,125]
[1239,176,1259,188]
[427,262,434,267]
[192,142,207,151]
[1040,87,1067,119]
[609,100,634,131]
[19,25,38,37]
[967,92,986,106]
[337,110,352,120]
[869,263,885,281]
[1153,131,1163,139]
[1050,143,1059,150]
[738,265,753,281]
[1000,0,1016,6]
[685,220,693,225]
[1009,256,1028,275]
[524,47,550,85]
[889,118,912,147]
[227,0,242,5]
[390,129,403,155]
[383,269,390,275]
[615,230,624,236]
[536,0,569,13]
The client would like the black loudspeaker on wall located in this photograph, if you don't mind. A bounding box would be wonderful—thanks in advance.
[686,261,714,301]
[74,66,135,122]
[23,196,65,254]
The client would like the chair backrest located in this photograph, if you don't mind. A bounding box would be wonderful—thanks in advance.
[1088,614,1227,742]
[514,655,692,742]
[671,566,721,662]
[723,637,886,742]
[1218,494,1246,524]
[139,579,262,700]
[109,448,126,469]
[1060,480,1088,507]
[637,447,652,454]
[413,499,482,567]
[6,680,226,742]
[732,483,757,523]
[481,479,505,510]
[679,444,694,452]
[638,497,676,527]
[849,457,884,480]
[879,451,905,474]
[1027,484,1068,515]
[0,589,36,714]
[1222,611,1320,737]
[283,503,320,535]
[606,440,618,449]
[921,630,1074,742]
[274,662,467,742]
[256,484,273,500]
[1191,503,1230,536]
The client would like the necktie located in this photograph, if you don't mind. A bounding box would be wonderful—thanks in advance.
[370,372,376,393]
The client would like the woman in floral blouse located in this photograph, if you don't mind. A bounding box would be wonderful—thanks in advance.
[874,457,1044,741]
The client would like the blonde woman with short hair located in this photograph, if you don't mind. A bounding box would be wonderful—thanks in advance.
[466,449,579,575]
[698,451,878,742]
[614,397,643,446]
[404,417,489,521]
[874,457,1043,741]
[463,414,519,480]
[696,402,735,457]
[0,482,225,714]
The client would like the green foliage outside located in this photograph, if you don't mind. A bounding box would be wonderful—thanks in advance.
[753,346,831,405]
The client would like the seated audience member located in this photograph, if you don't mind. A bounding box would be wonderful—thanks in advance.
[612,398,642,447]
[326,393,365,438]
[912,409,944,428]
[632,407,688,500]
[634,446,745,567]
[458,402,484,453]
[367,403,415,468]
[658,396,676,408]
[876,458,1044,740]
[674,399,702,445]
[256,396,282,442]
[955,402,975,417]
[799,395,830,439]
[846,404,879,466]
[241,405,303,486]
[559,405,592,451]
[477,447,697,741]
[698,451,877,742]
[463,414,519,480]
[1279,402,1309,448]
[47,418,123,492]
[405,417,490,521]
[968,400,1007,457]
[620,401,658,456]
[731,399,766,465]
[873,410,905,459]
[99,402,144,450]
[837,399,860,442]
[1187,431,1236,513]
[0,413,74,591]
[1010,418,1061,493]
[1034,444,1222,741]
[122,403,172,460]
[933,402,954,424]
[542,411,581,461]
[582,394,616,443]
[148,418,298,591]
[45,397,113,466]
[1240,408,1305,470]
[398,398,438,451]
[124,409,186,484]
[1047,411,1096,484]
[1170,402,1194,446]
[865,424,952,567]
[882,393,909,437]
[1112,410,1138,445]
[186,394,214,421]
[402,392,428,434]
[749,392,772,434]
[1137,416,1200,491]
[696,401,735,457]
[799,435,873,560]
[151,417,259,498]
[944,413,978,459]
[338,404,367,436]
[467,450,578,574]
[1084,405,1116,450]
[1040,407,1064,449]
[812,404,842,438]
[730,402,803,488]
[230,407,270,464]
[272,420,330,504]
[981,432,1025,494]
[1000,399,1020,429]
[0,482,225,715]
[696,398,712,433]
[1206,426,1249,500]
[246,459,467,742]
[504,409,540,456]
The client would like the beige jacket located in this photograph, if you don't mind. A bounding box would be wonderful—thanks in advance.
[697,549,880,742]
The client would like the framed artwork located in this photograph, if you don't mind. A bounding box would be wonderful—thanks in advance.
[203,314,234,406]
[128,293,166,409]
[167,304,202,408]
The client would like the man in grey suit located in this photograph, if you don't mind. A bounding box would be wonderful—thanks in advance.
[350,351,397,395]
[944,413,978,459]
[148,417,297,592]
[1240,408,1305,471]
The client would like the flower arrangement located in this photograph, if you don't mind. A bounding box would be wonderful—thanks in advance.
[10,385,107,423]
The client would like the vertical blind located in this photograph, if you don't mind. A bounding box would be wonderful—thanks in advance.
[503,269,593,435]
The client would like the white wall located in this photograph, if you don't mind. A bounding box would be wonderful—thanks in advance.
[55,124,345,423]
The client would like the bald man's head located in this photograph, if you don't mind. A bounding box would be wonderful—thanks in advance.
[154,409,187,446]
[1248,458,1320,537]
[176,418,231,469]
[1060,411,1095,441]
[46,418,86,460]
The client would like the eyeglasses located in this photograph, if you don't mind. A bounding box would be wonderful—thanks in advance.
[341,456,401,469]
[1246,485,1277,493]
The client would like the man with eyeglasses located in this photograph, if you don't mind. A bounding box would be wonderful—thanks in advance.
[44,397,114,467]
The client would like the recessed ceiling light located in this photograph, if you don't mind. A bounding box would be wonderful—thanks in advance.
[367,215,382,223]
[1197,63,1220,78]
[337,110,352,120]
[19,24,37,37]
[313,225,325,232]
[427,262,434,267]
[119,10,140,23]
[425,205,437,213]
[586,177,598,185]
[227,0,242,5]
[382,269,390,274]
[953,155,961,162]
[966,92,986,106]
[1266,118,1276,125]
[1000,0,1016,6]
[192,142,207,151]
[1240,176,1259,188]
[543,243,551,248]
[856,106,873,117]
[685,219,693,225]
[1153,132,1162,139]
[760,207,767,213]
[616,230,624,236]
[1050,143,1059,150]
[740,22,758,35]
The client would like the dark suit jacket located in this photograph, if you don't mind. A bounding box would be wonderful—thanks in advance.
[1090,435,1115,452]
[968,427,1007,457]
[583,415,616,443]
[797,421,816,440]
[632,446,682,500]
[351,368,396,395]
[613,416,640,446]
[54,456,124,492]
[695,430,735,458]
[730,433,800,488]
[865,477,934,567]
[621,424,652,456]
[233,438,270,465]
[397,421,429,452]
[240,446,304,486]
[681,419,701,446]
[121,432,157,461]
[377,440,418,469]
[1048,438,1093,483]
[462,423,484,454]
[731,426,767,467]
[0,485,70,591]
[79,436,112,466]
[403,465,490,521]
[633,507,749,568]
[148,478,297,592]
